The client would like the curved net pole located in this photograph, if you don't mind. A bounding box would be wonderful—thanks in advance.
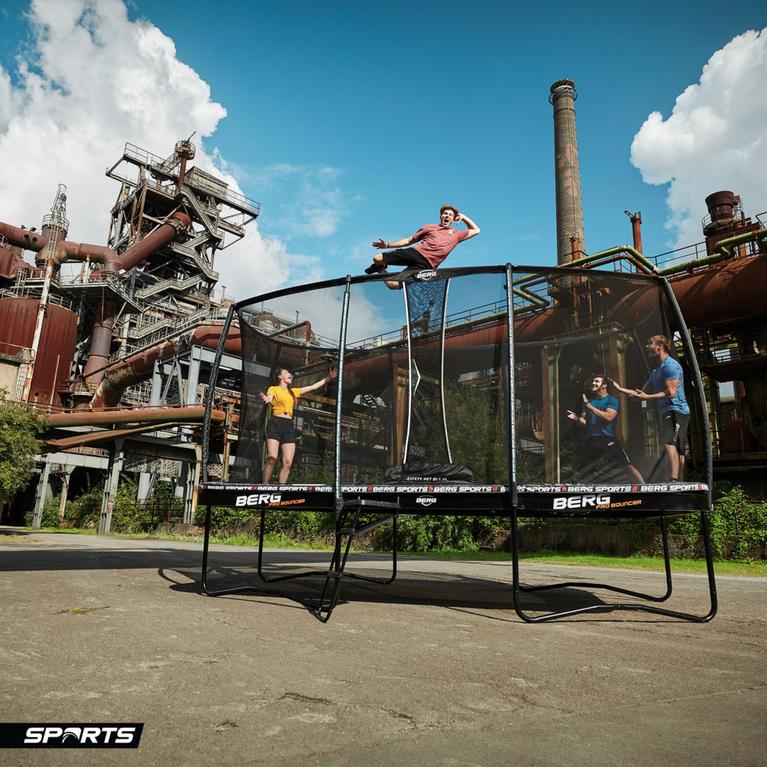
[660,276,717,621]
[333,276,353,518]
[440,277,452,463]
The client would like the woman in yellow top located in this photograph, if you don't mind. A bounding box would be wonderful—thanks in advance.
[259,367,337,483]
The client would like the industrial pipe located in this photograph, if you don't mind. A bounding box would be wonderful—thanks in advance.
[52,211,190,274]
[624,210,643,254]
[82,301,117,383]
[45,404,222,427]
[558,245,659,274]
[88,323,242,410]
[0,222,47,252]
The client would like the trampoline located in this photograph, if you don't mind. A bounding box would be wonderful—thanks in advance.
[199,265,717,622]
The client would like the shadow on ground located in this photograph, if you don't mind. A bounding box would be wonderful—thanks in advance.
[0,539,669,621]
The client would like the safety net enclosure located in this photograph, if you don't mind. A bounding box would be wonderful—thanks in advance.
[199,265,716,622]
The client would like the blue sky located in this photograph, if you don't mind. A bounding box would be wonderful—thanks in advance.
[1,0,766,293]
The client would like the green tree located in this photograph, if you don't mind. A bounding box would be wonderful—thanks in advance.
[0,390,45,509]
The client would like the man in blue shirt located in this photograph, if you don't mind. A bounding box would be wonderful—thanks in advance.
[610,335,691,481]
[566,374,645,483]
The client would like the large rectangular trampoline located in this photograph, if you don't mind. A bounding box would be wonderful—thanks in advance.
[199,265,717,622]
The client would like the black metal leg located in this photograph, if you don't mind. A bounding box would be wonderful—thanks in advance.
[511,512,718,623]
[200,506,331,598]
[256,508,323,584]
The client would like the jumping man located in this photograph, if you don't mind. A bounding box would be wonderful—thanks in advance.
[365,204,480,277]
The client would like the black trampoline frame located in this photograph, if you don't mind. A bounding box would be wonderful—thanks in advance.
[199,264,717,623]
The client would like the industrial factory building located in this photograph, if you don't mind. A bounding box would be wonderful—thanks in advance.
[0,82,765,533]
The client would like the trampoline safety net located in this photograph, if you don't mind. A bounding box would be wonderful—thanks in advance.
[223,266,708,499]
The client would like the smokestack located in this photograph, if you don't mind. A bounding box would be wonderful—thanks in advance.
[550,80,585,264]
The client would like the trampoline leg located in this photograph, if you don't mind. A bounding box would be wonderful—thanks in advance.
[255,508,321,584]
[200,506,331,599]
[200,502,212,594]
[511,511,717,623]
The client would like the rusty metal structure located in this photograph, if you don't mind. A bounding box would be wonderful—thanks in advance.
[0,86,765,535]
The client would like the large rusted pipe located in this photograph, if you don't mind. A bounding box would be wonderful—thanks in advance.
[89,324,242,410]
[550,80,586,264]
[82,301,117,384]
[113,211,190,273]
[45,405,223,427]
[52,211,190,273]
[0,222,47,252]
[44,412,225,451]
[670,254,767,326]
[52,240,116,268]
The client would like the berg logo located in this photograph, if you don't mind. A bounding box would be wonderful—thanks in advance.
[415,496,437,507]
[553,495,610,510]
[415,270,438,281]
[235,493,282,507]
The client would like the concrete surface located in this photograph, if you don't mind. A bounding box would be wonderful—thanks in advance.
[1,528,765,766]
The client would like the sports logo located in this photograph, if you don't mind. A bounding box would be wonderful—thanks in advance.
[414,270,438,281]
[415,496,437,507]
[12,724,143,748]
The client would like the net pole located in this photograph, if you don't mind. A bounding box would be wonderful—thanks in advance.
[440,278,453,463]
[201,303,236,483]
[505,264,518,508]
[402,285,413,462]
[333,277,352,517]
[659,277,714,503]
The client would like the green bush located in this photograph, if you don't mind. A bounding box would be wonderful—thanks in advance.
[194,505,335,541]
[24,493,61,528]
[669,486,767,561]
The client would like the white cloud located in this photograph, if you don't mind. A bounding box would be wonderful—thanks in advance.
[0,0,321,298]
[252,163,359,239]
[631,28,767,246]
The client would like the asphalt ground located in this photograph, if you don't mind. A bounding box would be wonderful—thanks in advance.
[1,529,765,766]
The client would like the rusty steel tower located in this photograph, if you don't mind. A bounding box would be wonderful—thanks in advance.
[550,79,586,264]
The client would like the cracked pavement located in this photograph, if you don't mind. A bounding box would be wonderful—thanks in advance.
[1,530,765,766]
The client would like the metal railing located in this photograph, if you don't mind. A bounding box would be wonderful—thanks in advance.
[121,142,260,217]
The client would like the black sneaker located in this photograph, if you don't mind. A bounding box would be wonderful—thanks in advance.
[364,263,385,275]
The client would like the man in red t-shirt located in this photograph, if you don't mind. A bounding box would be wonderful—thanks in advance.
[365,204,480,276]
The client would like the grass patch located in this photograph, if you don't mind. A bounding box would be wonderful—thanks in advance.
[406,548,767,577]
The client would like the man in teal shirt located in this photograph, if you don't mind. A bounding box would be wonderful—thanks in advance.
[567,374,645,483]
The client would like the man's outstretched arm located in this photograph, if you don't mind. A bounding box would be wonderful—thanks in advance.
[456,212,480,239]
[372,235,416,249]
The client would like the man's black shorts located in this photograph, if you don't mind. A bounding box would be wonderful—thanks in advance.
[383,247,431,270]
[584,436,633,467]
[662,410,690,453]
[266,416,297,444]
